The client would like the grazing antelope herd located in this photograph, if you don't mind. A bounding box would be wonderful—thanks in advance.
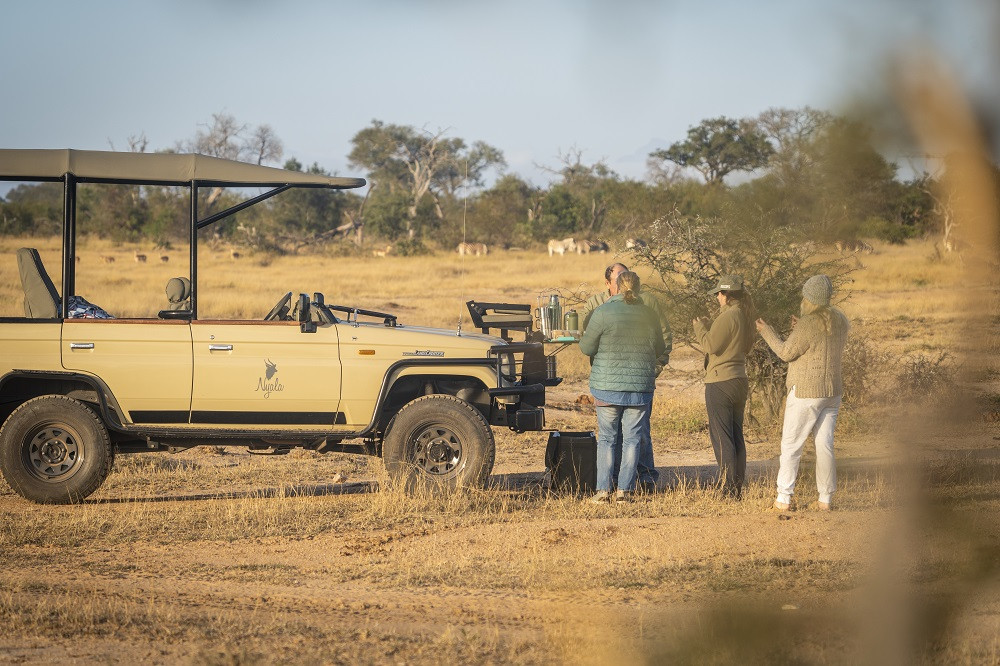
[77,249,242,264]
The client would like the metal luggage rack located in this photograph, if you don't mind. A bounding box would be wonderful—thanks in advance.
[467,302,564,387]
[487,341,561,387]
[465,299,577,348]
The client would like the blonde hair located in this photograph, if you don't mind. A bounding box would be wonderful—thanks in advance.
[800,298,841,336]
[616,271,641,304]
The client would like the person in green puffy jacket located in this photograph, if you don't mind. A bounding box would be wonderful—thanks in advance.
[579,271,666,503]
[581,262,672,491]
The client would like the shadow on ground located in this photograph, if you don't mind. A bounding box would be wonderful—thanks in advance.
[88,456,898,504]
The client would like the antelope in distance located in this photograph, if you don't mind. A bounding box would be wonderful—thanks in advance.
[625,238,648,250]
[372,244,393,258]
[134,250,147,263]
[100,255,116,264]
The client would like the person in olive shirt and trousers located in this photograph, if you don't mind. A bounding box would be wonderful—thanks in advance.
[693,275,755,499]
[581,262,672,491]
[579,271,666,503]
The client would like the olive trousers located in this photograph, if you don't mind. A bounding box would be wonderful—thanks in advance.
[705,377,749,498]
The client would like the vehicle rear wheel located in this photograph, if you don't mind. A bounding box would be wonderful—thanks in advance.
[382,394,495,493]
[0,395,114,504]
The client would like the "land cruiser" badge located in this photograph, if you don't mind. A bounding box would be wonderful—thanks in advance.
[402,350,445,357]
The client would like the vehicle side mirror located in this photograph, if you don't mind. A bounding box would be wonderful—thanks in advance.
[297,294,316,333]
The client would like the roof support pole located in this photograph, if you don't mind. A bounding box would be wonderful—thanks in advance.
[190,181,198,318]
[195,185,291,229]
[61,174,77,318]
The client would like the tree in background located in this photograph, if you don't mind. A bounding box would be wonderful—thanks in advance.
[183,112,283,165]
[464,174,541,248]
[649,116,774,185]
[0,182,63,236]
[264,160,360,252]
[756,107,832,189]
[731,109,922,241]
[179,112,284,213]
[348,120,505,240]
[0,106,950,253]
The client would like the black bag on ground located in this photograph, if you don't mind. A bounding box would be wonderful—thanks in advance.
[545,431,597,493]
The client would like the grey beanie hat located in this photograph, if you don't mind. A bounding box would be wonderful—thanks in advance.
[802,274,832,306]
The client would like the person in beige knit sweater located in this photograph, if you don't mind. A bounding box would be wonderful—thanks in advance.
[755,274,850,511]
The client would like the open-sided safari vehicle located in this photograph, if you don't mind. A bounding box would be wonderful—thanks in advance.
[0,149,556,503]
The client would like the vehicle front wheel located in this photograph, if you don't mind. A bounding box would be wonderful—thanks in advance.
[382,394,495,493]
[0,395,114,504]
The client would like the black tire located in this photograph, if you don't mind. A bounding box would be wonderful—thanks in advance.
[382,394,495,493]
[0,395,114,504]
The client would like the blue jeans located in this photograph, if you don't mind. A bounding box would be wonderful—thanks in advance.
[609,400,659,486]
[596,404,651,492]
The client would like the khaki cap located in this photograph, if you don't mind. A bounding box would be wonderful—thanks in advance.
[709,275,743,294]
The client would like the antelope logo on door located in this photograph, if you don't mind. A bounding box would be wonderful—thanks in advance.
[256,359,284,399]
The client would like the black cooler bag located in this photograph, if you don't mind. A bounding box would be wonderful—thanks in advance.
[545,431,597,493]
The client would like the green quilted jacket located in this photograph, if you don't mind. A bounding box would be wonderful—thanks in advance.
[579,294,667,393]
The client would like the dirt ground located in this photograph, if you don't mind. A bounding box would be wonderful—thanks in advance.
[2,342,999,665]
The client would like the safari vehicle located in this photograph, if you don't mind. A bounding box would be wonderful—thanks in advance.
[0,149,555,504]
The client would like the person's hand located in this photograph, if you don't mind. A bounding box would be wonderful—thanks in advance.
[790,314,799,328]
[755,318,767,332]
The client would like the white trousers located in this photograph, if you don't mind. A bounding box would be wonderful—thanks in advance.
[776,386,842,505]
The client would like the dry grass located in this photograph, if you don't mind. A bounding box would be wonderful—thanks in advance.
[1,236,998,663]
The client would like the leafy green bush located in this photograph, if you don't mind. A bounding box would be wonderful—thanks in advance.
[392,238,431,256]
[857,216,913,244]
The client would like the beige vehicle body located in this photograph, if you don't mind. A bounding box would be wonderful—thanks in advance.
[0,150,553,503]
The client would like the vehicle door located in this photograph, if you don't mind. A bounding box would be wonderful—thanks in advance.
[190,320,343,429]
[62,320,193,425]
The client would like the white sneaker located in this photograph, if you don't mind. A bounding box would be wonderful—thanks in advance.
[588,491,611,504]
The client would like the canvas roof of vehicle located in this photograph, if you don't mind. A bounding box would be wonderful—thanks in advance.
[0,149,366,189]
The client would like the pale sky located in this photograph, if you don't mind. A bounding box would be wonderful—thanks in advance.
[1,0,997,186]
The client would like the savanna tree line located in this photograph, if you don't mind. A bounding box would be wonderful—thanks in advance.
[0,108,978,254]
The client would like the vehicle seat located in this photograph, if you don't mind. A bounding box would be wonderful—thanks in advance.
[164,277,191,310]
[16,247,60,319]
